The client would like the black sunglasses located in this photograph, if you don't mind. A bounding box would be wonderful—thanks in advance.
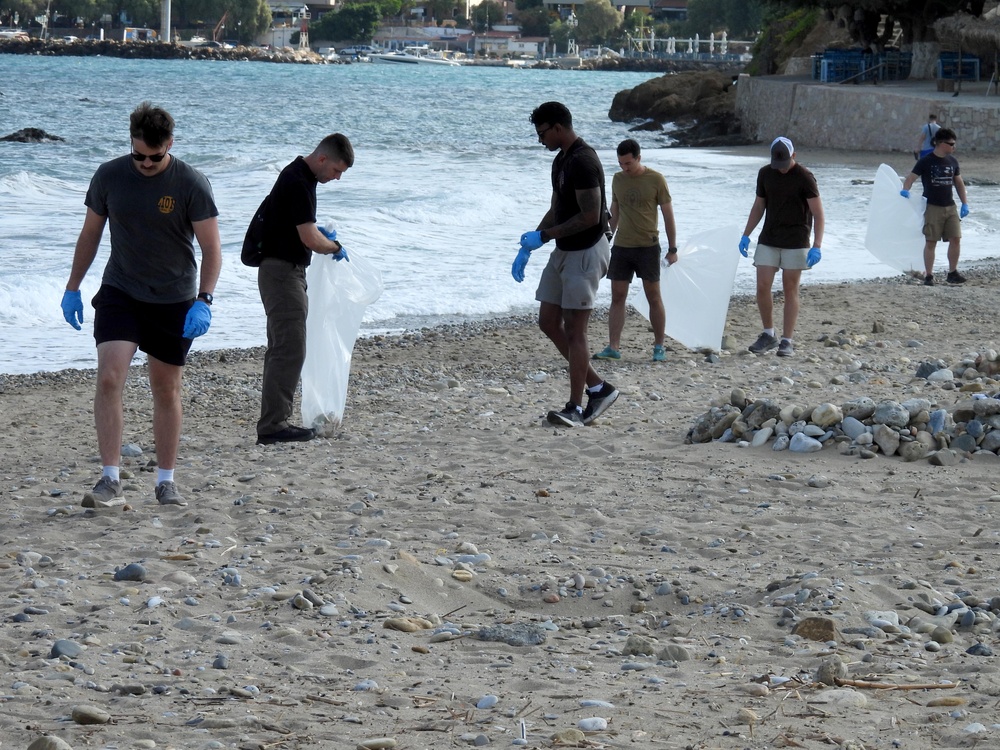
[131,150,168,162]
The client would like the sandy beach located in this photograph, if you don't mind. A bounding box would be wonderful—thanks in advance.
[3,271,1000,749]
[2,145,1000,749]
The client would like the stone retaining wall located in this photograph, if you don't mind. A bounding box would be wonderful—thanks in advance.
[736,74,1000,154]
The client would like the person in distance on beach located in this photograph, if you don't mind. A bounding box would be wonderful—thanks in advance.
[60,101,221,508]
[254,134,353,445]
[738,136,824,359]
[593,138,678,364]
[900,127,969,286]
[915,113,940,160]
[511,101,619,427]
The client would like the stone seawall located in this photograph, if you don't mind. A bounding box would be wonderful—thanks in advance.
[736,74,1000,154]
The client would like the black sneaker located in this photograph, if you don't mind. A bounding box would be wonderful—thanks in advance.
[946,270,966,284]
[582,382,620,425]
[748,332,779,354]
[924,274,934,286]
[547,402,584,428]
[257,425,316,445]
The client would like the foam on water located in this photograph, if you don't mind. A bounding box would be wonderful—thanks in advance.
[1,56,998,374]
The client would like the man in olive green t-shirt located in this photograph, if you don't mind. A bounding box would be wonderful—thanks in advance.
[593,139,677,363]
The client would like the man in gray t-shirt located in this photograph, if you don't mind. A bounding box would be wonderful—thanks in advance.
[61,102,222,509]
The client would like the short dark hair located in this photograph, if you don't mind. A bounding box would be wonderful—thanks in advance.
[317,133,354,168]
[933,127,956,144]
[129,102,174,147]
[617,139,641,158]
[929,113,937,120]
[530,101,572,129]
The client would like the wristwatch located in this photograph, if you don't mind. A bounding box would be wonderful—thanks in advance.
[667,247,678,253]
[197,292,214,306]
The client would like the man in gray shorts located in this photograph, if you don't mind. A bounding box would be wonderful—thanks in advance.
[511,101,618,427]
[738,136,824,358]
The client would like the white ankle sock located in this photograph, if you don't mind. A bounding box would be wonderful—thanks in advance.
[157,468,175,485]
[764,328,775,337]
[103,466,120,482]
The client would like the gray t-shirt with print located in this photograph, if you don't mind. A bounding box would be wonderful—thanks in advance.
[85,155,218,303]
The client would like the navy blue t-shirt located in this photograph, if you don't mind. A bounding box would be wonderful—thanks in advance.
[912,153,960,207]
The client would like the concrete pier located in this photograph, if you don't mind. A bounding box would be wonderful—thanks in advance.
[736,74,1000,154]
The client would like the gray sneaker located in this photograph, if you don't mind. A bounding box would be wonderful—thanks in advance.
[748,332,779,354]
[155,481,188,506]
[776,339,795,357]
[81,476,124,508]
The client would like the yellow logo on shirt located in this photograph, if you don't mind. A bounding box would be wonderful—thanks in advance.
[157,196,176,214]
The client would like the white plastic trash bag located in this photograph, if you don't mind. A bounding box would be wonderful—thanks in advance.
[632,224,741,352]
[864,163,925,275]
[301,249,383,435]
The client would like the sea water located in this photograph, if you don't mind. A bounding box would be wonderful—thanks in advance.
[1,55,997,374]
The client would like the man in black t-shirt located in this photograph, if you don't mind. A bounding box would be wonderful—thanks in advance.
[255,134,353,445]
[739,137,824,359]
[900,127,970,286]
[511,101,618,427]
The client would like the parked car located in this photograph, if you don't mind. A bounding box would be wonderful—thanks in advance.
[339,45,379,57]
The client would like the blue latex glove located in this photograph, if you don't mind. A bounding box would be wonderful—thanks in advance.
[319,226,337,241]
[511,246,532,283]
[519,231,545,252]
[183,300,212,339]
[332,245,349,262]
[960,203,969,218]
[61,289,83,330]
[738,235,750,258]
[899,189,910,199]
[807,247,822,268]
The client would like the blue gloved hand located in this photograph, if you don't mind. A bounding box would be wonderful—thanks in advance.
[738,235,750,258]
[319,226,337,241]
[807,247,822,268]
[183,300,212,339]
[511,246,532,283]
[899,189,910,199]
[61,289,83,330]
[519,231,546,252]
[960,203,969,218]
[332,245,349,262]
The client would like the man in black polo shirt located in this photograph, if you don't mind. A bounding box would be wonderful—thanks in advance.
[511,101,619,428]
[256,134,353,444]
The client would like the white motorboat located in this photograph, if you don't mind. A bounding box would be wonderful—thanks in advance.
[369,46,461,67]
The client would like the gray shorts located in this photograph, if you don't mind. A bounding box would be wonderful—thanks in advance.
[535,235,611,310]
[753,243,809,270]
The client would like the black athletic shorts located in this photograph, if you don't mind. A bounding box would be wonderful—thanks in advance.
[606,244,662,283]
[92,284,194,366]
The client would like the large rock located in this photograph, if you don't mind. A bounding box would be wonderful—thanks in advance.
[608,69,752,147]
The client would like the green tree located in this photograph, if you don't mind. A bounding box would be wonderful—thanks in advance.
[765,0,987,44]
[312,2,381,42]
[516,6,551,37]
[678,0,763,38]
[575,0,621,46]
[472,0,502,31]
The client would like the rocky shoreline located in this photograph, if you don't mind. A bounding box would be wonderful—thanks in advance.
[0,37,328,63]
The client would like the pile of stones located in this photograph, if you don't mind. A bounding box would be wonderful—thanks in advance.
[687,352,1000,463]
